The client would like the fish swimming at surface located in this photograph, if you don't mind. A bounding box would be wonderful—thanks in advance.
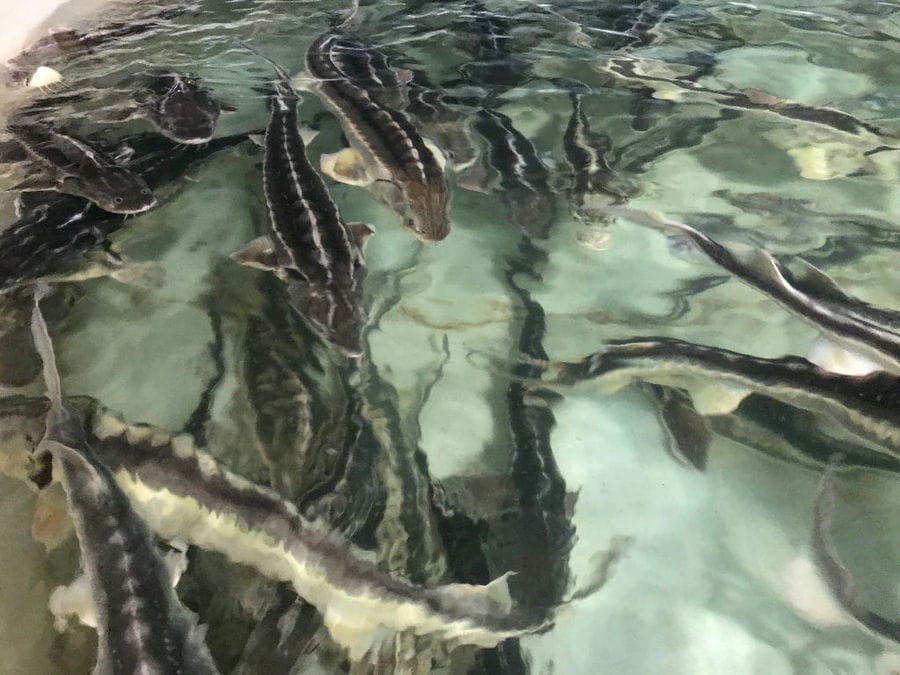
[302,30,451,242]
[605,206,900,375]
[29,291,220,675]
[232,46,372,357]
[545,336,900,462]
[5,123,157,214]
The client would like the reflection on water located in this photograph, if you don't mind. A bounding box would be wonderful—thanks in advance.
[0,0,898,673]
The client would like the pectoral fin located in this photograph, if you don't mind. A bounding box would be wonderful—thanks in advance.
[231,236,280,271]
[320,148,372,187]
[348,223,375,257]
[11,174,59,192]
[688,382,750,415]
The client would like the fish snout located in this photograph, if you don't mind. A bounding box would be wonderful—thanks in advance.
[406,182,451,243]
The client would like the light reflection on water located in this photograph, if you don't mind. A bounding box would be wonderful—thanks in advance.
[0,1,897,673]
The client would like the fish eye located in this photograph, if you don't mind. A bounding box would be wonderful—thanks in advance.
[140,188,151,195]
[114,197,124,204]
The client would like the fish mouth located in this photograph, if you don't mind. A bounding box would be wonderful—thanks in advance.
[110,198,158,215]
[167,133,215,145]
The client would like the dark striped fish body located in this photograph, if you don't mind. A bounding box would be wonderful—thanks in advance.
[8,124,156,214]
[2,395,548,661]
[811,464,900,644]
[472,109,556,239]
[607,207,900,374]
[0,132,252,295]
[552,337,900,461]
[135,71,224,145]
[499,254,575,621]
[604,57,891,140]
[0,194,124,293]
[30,294,218,675]
[238,58,368,356]
[44,403,219,675]
[563,92,626,219]
[457,1,532,88]
[305,31,450,242]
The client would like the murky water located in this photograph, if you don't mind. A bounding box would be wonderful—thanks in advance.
[0,1,898,673]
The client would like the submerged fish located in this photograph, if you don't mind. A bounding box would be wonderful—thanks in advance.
[0,393,550,661]
[469,108,557,239]
[0,193,160,294]
[233,48,372,357]
[132,71,229,145]
[547,337,900,461]
[29,292,219,675]
[603,56,894,142]
[606,206,900,375]
[811,460,900,644]
[0,132,252,294]
[6,123,157,214]
[563,91,627,220]
[302,30,451,242]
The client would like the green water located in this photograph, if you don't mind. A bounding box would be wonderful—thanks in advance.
[0,1,898,673]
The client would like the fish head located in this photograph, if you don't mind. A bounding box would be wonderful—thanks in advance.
[397,178,451,243]
[286,279,365,358]
[147,88,220,145]
[63,169,156,214]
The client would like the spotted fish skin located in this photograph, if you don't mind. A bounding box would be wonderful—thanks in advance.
[135,71,223,145]
[250,56,368,357]
[305,31,451,242]
[471,109,556,239]
[8,124,156,214]
[553,337,900,460]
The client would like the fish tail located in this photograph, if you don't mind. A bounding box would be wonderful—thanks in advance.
[236,39,292,87]
[30,284,62,411]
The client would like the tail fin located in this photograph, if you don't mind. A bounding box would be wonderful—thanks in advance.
[30,284,62,412]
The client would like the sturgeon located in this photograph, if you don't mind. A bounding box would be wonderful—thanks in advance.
[303,30,451,242]
[132,71,229,145]
[546,336,900,461]
[470,108,557,239]
[0,394,551,661]
[233,47,372,357]
[563,91,627,220]
[605,206,900,375]
[0,132,253,294]
[29,292,219,675]
[811,460,900,644]
[7,123,157,214]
